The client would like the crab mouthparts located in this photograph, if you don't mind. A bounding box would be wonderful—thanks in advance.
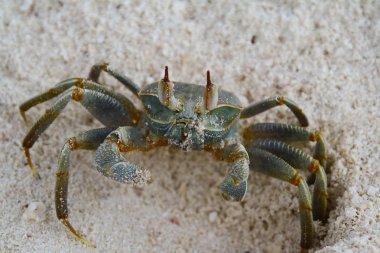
[176,120,194,141]
[168,119,205,150]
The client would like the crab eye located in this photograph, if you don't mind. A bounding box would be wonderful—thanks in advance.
[141,95,176,124]
[157,66,182,111]
[204,105,241,130]
[203,70,218,110]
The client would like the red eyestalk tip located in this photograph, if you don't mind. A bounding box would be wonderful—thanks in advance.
[204,70,218,110]
[163,66,170,82]
[206,70,212,88]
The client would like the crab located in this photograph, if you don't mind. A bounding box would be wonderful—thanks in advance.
[20,64,328,252]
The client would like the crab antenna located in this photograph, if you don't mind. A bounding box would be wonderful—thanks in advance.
[204,70,218,110]
[158,66,177,109]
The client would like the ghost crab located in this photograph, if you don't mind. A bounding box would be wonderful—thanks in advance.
[20,64,328,251]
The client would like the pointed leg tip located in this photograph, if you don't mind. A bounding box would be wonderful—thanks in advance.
[29,166,41,179]
[33,172,42,180]
[19,109,28,124]
[80,237,96,248]
[60,218,96,248]
[23,147,40,178]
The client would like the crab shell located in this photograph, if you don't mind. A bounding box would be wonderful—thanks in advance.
[139,82,243,150]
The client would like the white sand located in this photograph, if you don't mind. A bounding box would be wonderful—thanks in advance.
[1,1,379,252]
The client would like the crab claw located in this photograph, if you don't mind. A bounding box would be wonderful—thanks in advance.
[220,176,247,201]
[204,70,218,110]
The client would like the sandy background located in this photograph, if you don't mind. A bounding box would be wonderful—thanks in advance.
[1,1,379,253]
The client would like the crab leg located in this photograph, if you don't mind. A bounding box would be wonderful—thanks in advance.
[243,123,327,170]
[206,142,250,201]
[19,78,79,123]
[21,80,140,178]
[240,96,309,127]
[20,79,139,124]
[22,90,71,178]
[248,139,327,221]
[55,127,114,247]
[88,63,140,96]
[95,127,167,184]
[248,147,314,251]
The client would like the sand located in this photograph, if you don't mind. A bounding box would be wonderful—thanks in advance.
[1,1,379,252]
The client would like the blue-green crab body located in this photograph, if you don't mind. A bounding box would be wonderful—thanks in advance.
[139,82,242,150]
[20,64,326,250]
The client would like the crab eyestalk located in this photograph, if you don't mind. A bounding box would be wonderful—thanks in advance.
[204,70,218,110]
[158,66,179,110]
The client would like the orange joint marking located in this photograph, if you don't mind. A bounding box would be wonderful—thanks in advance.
[289,172,302,186]
[56,171,69,178]
[135,112,142,125]
[108,137,131,152]
[75,78,85,88]
[68,137,78,150]
[203,144,215,153]
[150,138,168,148]
[309,129,321,142]
[141,138,168,152]
[101,62,110,71]
[276,96,285,105]
[71,87,84,101]
[117,139,167,152]
[308,159,320,174]
[206,147,224,160]
[118,143,137,152]
[228,150,249,162]
[314,189,329,198]
[316,154,327,162]
[242,127,256,141]
[299,203,313,212]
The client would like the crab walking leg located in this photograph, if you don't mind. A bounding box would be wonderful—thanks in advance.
[19,78,79,123]
[22,82,140,178]
[248,147,314,250]
[206,142,250,201]
[55,128,114,247]
[88,63,140,96]
[22,90,71,178]
[95,127,167,184]
[248,139,327,221]
[20,78,140,125]
[243,123,327,170]
[240,96,309,127]
[307,133,328,185]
